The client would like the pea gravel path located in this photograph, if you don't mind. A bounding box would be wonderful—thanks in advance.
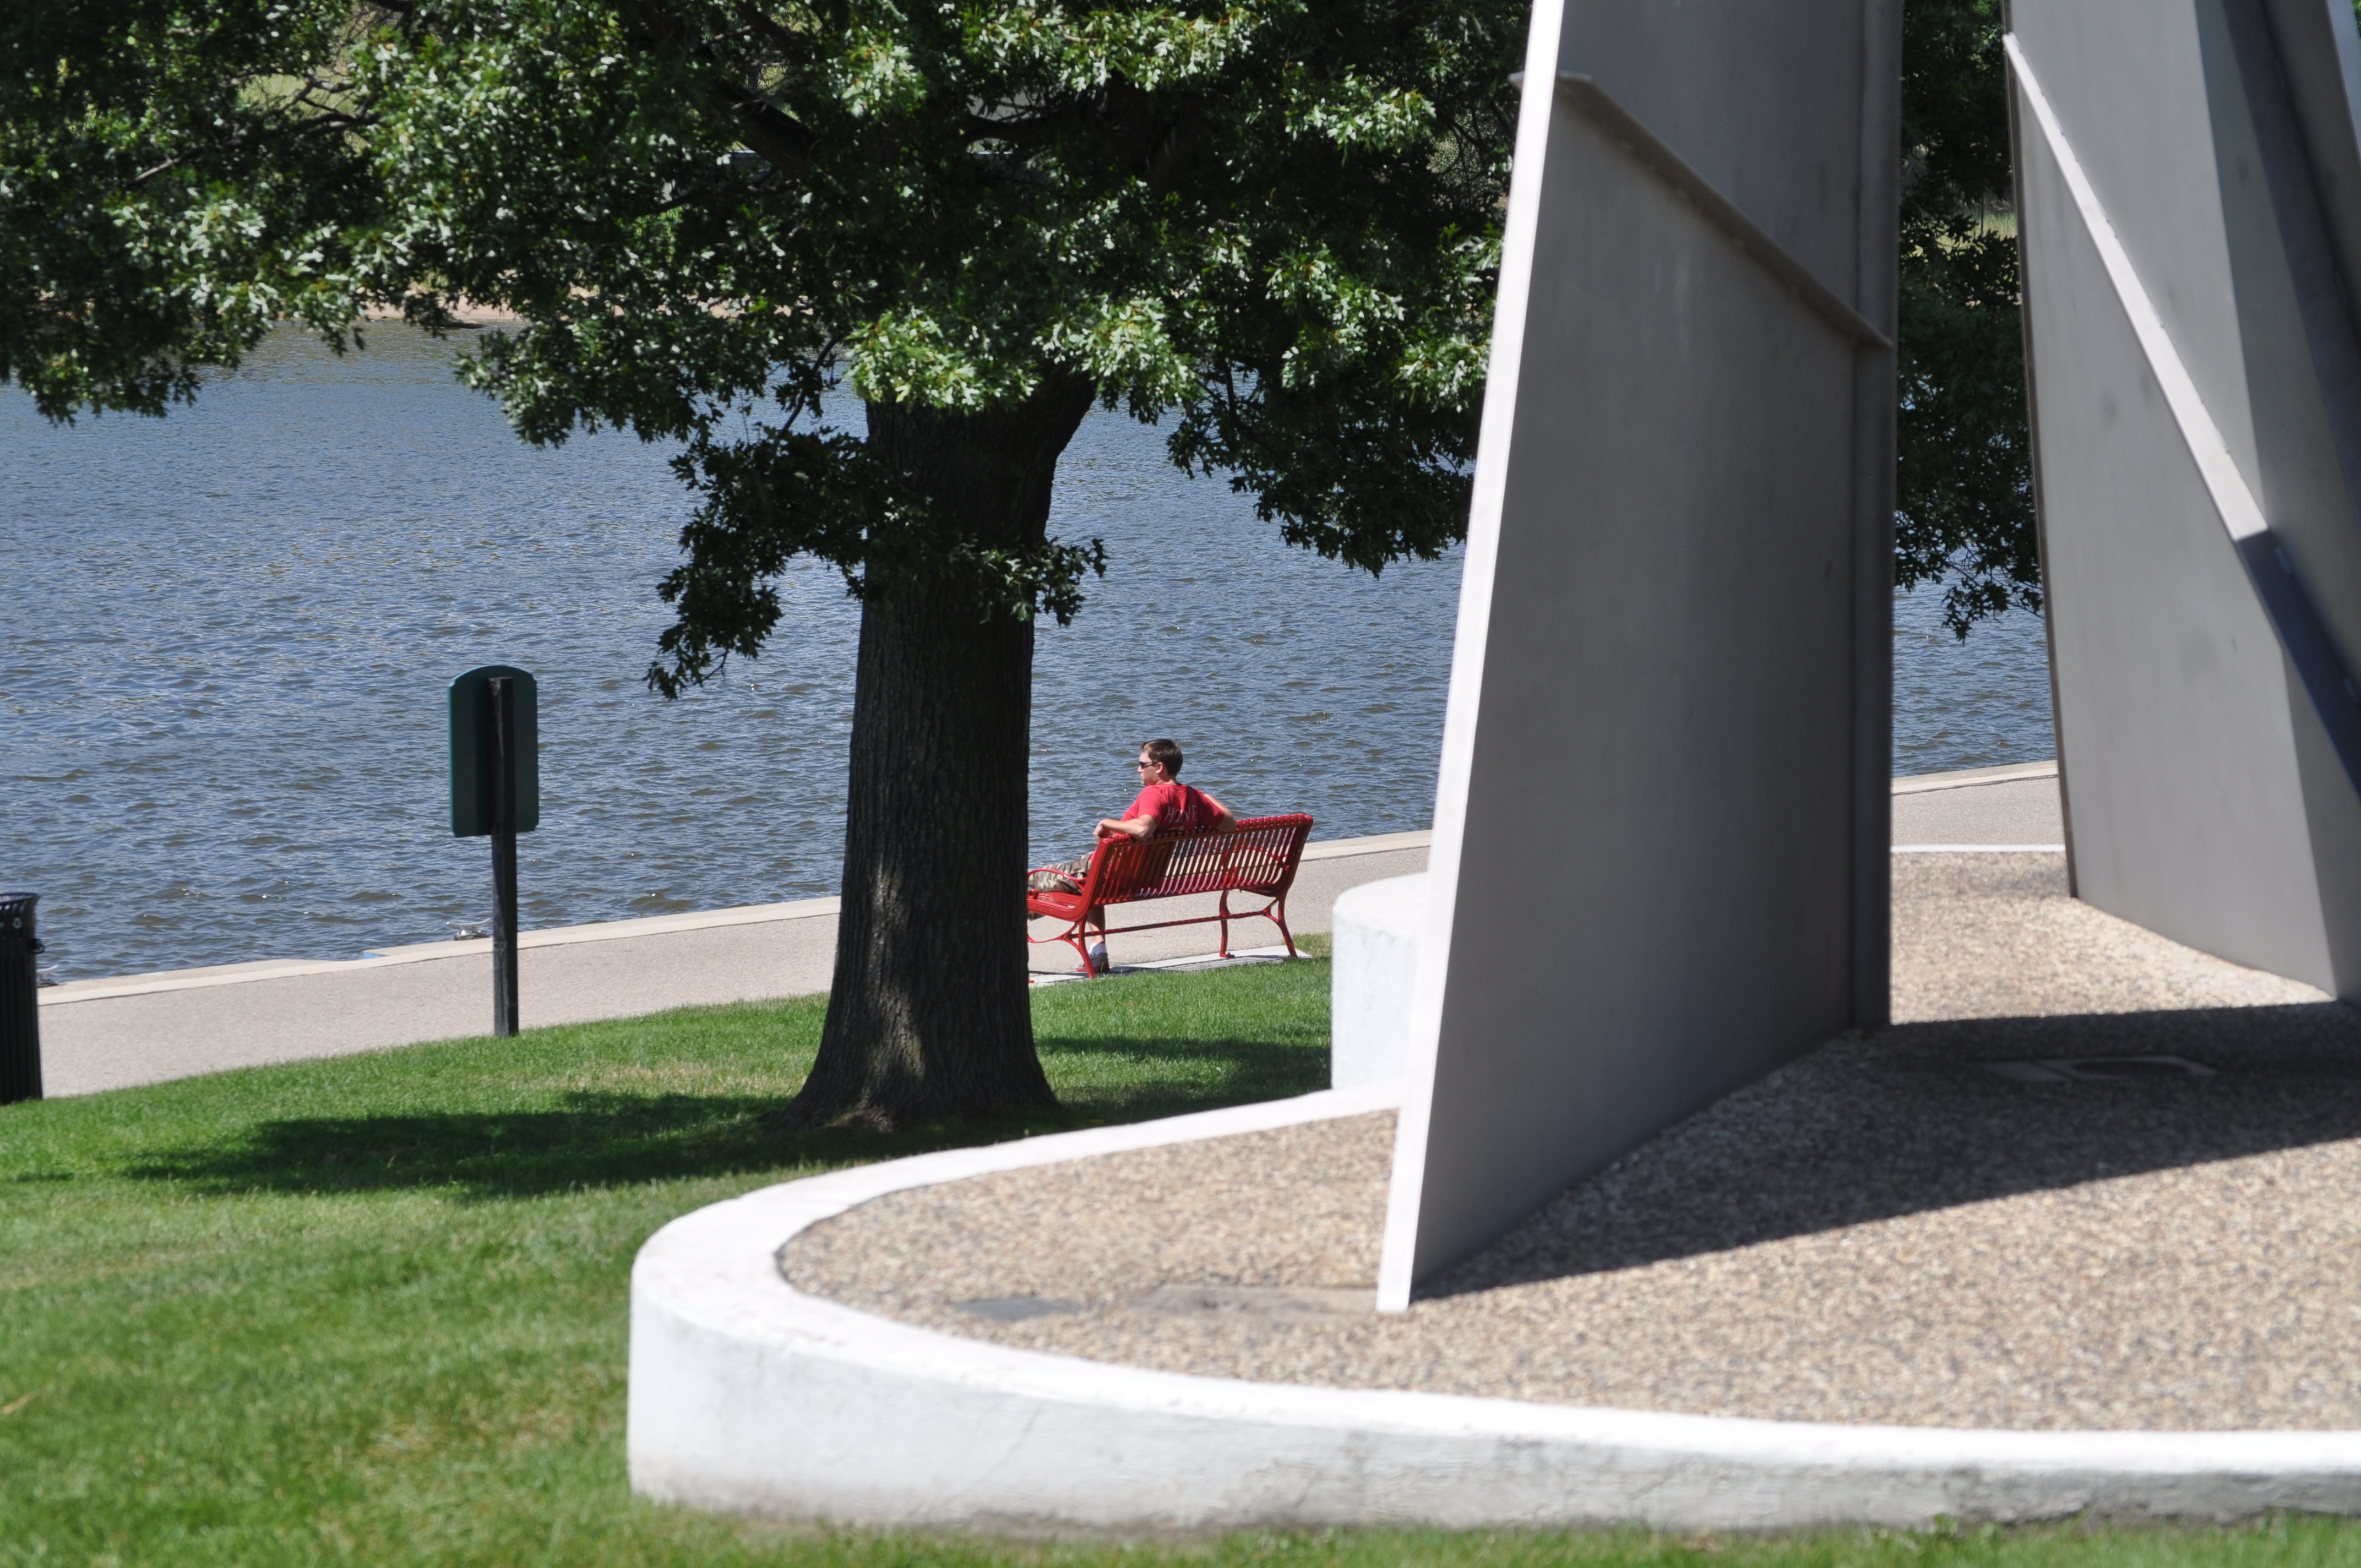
[785,853,2361,1431]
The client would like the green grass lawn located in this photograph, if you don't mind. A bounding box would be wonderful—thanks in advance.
[2,957,2355,1567]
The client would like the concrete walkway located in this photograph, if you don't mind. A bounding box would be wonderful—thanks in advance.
[1891,758,2061,846]
[33,831,1428,1096]
[32,763,2060,1097]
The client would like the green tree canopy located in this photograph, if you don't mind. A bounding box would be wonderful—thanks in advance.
[1896,0,2033,639]
[7,0,2043,1122]
[4,0,1519,1125]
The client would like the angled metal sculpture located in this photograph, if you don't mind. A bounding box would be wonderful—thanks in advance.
[1377,0,1901,1308]
[2008,0,2361,995]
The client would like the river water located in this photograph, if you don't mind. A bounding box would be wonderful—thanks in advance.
[3,326,2052,981]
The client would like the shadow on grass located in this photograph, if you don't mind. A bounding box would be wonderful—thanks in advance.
[1042,1032,1328,1114]
[128,1036,1326,1200]
[126,1090,1087,1199]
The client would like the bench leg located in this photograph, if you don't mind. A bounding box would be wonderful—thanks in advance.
[1046,910,1101,978]
[1270,898,1297,959]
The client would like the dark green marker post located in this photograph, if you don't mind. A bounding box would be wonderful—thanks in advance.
[0,893,42,1105]
[449,666,540,1037]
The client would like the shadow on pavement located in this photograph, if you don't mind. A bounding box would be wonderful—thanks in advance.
[1432,1000,2361,1297]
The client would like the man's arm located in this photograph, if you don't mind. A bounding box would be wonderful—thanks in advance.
[1097,787,1233,840]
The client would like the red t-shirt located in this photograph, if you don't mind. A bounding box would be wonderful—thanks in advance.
[1125,782,1217,834]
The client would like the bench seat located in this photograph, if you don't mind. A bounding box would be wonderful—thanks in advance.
[1025,813,1314,976]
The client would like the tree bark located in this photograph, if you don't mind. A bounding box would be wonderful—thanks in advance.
[782,371,1097,1129]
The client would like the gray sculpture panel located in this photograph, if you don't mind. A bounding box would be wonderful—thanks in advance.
[2012,2,2262,474]
[1376,0,2361,1315]
[2015,107,2339,981]
[2260,0,2361,298]
[1403,104,1863,1275]
[2015,0,2361,672]
[1378,0,1897,1303]
[2011,0,2361,996]
[1554,2,1872,299]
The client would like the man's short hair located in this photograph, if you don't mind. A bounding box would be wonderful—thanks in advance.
[1142,738,1184,777]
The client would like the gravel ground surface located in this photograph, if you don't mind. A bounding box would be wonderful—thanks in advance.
[786,853,2361,1430]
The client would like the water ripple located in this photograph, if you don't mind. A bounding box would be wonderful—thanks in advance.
[4,326,2051,979]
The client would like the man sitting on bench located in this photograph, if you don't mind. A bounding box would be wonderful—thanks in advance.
[1029,738,1235,894]
[1103,737,1237,842]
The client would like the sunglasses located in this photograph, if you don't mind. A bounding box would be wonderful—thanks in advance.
[1134,759,1156,769]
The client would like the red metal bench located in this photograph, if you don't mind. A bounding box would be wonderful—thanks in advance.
[1026,813,1315,977]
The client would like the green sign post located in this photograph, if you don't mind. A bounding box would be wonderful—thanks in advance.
[449,666,539,1036]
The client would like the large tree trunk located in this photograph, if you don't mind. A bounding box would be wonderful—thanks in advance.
[782,372,1097,1129]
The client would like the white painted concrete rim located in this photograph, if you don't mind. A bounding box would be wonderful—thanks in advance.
[1894,844,2068,853]
[1302,829,1434,860]
[1890,759,2059,794]
[629,1080,2361,1529]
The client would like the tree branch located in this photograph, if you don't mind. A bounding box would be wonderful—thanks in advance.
[620,0,820,180]
[712,77,819,179]
[129,110,375,188]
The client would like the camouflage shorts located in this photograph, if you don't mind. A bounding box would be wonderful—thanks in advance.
[1026,855,1091,895]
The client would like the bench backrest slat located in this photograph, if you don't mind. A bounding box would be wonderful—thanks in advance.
[1079,814,1314,907]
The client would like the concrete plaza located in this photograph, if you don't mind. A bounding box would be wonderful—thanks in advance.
[795,840,2347,1433]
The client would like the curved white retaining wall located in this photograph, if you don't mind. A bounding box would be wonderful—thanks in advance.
[1330,874,1427,1088]
[629,1086,2361,1532]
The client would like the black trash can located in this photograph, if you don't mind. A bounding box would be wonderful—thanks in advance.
[0,892,41,1105]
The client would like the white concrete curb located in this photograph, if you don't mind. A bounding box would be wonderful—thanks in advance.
[628,1083,2361,1532]
[1890,759,2059,795]
[1893,845,2068,854]
[1331,876,1426,1089]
